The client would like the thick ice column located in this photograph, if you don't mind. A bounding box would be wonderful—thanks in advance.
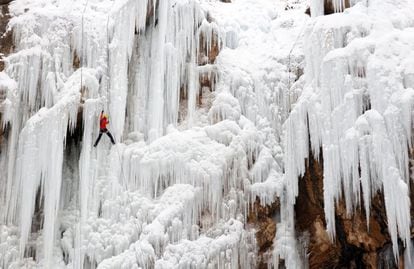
[186,52,198,127]
[0,76,21,225]
[332,0,347,13]
[163,42,180,127]
[271,195,302,269]
[73,99,100,269]
[108,19,130,142]
[9,64,83,266]
[42,108,68,268]
[310,0,324,17]
[148,0,168,142]
[107,0,149,142]
[79,100,100,221]
[127,35,150,135]
[15,96,78,268]
[15,119,42,258]
[124,0,205,139]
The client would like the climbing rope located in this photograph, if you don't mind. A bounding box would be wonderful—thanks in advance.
[281,12,308,261]
[76,1,90,268]
[105,4,128,190]
[105,3,113,105]
[80,0,89,96]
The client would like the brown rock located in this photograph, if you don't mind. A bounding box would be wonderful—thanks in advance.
[198,29,220,65]
[324,0,351,15]
[293,150,406,268]
[0,3,14,71]
[0,2,13,150]
[0,114,3,151]
[363,252,377,269]
[73,51,80,70]
[306,0,351,16]
[247,197,279,268]
[145,0,158,29]
[256,217,276,251]
[295,155,342,268]
[198,69,217,105]
[336,202,387,253]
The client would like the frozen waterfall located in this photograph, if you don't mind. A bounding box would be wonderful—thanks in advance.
[1,0,414,268]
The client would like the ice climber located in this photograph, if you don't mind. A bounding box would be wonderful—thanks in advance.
[94,110,116,147]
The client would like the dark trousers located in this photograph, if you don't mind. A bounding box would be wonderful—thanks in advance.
[94,128,115,146]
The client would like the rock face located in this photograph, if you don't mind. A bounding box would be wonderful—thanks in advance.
[0,1,12,5]
[197,25,220,105]
[0,2,12,149]
[248,198,279,269]
[323,0,350,15]
[197,28,220,66]
[295,155,342,268]
[0,3,13,72]
[294,154,410,268]
[306,0,351,16]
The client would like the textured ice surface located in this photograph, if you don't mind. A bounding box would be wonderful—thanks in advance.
[0,0,305,268]
[1,0,413,268]
[285,0,414,261]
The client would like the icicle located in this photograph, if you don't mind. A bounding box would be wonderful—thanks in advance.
[310,0,324,17]
[310,0,348,16]
[186,49,198,127]
[16,95,79,267]
[147,0,168,141]
[332,0,347,13]
[285,0,414,262]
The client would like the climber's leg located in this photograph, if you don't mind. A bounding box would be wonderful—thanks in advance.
[106,131,116,145]
[93,131,103,147]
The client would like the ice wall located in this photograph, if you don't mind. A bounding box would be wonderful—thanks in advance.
[125,0,207,141]
[284,0,414,262]
[0,0,260,268]
[4,0,412,268]
[201,1,309,267]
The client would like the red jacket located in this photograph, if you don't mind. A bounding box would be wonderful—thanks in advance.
[100,115,109,130]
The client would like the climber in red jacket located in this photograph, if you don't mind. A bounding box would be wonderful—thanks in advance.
[94,110,115,147]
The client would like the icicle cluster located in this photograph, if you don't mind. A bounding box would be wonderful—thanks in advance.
[0,0,266,268]
[310,0,348,17]
[285,0,414,260]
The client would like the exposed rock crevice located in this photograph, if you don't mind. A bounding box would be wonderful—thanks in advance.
[0,1,13,5]
[323,0,350,15]
[0,3,13,71]
[0,2,13,150]
[248,197,279,269]
[295,152,409,268]
[306,0,351,16]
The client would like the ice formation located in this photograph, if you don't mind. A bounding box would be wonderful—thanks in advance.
[0,0,298,267]
[311,0,348,17]
[285,0,414,261]
[1,0,414,268]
